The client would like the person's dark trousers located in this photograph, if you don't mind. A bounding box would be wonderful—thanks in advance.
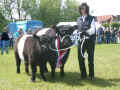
[111,37,116,43]
[106,37,111,44]
[1,40,9,55]
[78,35,96,79]
[9,38,13,48]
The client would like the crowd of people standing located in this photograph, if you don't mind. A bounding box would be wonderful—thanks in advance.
[0,27,23,55]
[0,27,10,54]
[0,23,120,54]
[97,27,120,44]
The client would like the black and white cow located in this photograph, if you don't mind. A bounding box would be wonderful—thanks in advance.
[14,23,77,82]
[14,32,57,82]
[35,22,77,77]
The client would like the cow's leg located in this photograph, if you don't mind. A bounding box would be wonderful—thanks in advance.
[78,41,87,79]
[45,62,48,73]
[31,64,37,82]
[87,40,95,80]
[60,50,70,77]
[24,61,29,75]
[15,52,21,74]
[49,61,56,78]
[24,55,29,75]
[39,63,46,81]
[60,64,65,77]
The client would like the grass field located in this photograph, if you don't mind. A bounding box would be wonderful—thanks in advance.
[0,44,120,90]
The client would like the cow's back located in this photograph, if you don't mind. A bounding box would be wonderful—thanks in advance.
[15,34,32,60]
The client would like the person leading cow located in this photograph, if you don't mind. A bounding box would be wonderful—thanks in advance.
[77,3,96,80]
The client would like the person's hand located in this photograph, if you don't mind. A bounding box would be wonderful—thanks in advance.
[82,31,90,36]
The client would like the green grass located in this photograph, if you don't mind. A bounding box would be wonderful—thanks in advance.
[0,44,120,90]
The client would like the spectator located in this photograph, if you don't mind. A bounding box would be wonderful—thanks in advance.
[1,27,10,55]
[97,27,104,44]
[0,34,2,49]
[111,29,117,43]
[13,28,23,41]
[117,31,120,43]
[8,33,14,48]
[77,3,96,80]
[105,30,111,44]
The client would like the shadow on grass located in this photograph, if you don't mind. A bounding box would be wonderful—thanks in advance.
[35,72,118,87]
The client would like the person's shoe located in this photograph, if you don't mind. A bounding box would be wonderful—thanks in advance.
[80,74,87,79]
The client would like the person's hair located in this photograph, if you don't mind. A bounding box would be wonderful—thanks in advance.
[4,26,8,32]
[78,3,90,15]
[18,28,23,32]
[19,28,23,31]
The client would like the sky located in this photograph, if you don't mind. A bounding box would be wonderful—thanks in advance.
[78,0,120,16]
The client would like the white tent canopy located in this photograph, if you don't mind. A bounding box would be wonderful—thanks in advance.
[78,0,120,16]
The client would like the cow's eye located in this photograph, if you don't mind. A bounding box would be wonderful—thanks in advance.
[63,31,66,34]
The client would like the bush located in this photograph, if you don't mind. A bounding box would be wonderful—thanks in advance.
[102,23,120,30]
[111,23,120,29]
[102,23,110,28]
[0,13,8,32]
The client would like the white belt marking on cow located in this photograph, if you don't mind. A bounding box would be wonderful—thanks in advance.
[17,34,32,60]
[36,28,50,36]
[57,22,77,27]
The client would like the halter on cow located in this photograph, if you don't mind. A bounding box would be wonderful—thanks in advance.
[48,23,89,59]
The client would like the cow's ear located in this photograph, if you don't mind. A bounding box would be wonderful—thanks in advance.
[74,25,78,29]
[70,25,78,31]
[33,34,37,38]
[51,25,56,29]
[51,25,60,31]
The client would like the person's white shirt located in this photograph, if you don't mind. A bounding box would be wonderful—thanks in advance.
[86,18,96,35]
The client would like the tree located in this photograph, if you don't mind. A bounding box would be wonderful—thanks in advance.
[39,0,61,26]
[111,23,120,30]
[102,23,110,28]
[0,0,26,21]
[22,0,79,26]
[60,0,79,22]
[16,0,24,20]
[22,0,37,19]
[0,12,8,32]
[0,0,16,21]
[22,0,61,26]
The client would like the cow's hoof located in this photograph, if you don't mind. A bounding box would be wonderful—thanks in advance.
[51,75,55,79]
[26,73,31,76]
[45,71,48,73]
[80,75,87,80]
[45,69,49,73]
[60,73,65,77]
[17,71,20,74]
[43,78,47,81]
[30,79,35,82]
[41,78,47,81]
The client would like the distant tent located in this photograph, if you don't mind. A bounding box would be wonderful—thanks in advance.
[8,20,43,35]
[97,15,113,23]
[8,22,18,35]
[27,20,43,31]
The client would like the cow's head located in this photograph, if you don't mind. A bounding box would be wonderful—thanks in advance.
[51,23,77,49]
[33,34,51,47]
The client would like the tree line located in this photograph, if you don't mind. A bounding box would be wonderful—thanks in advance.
[0,0,79,32]
[102,23,120,30]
